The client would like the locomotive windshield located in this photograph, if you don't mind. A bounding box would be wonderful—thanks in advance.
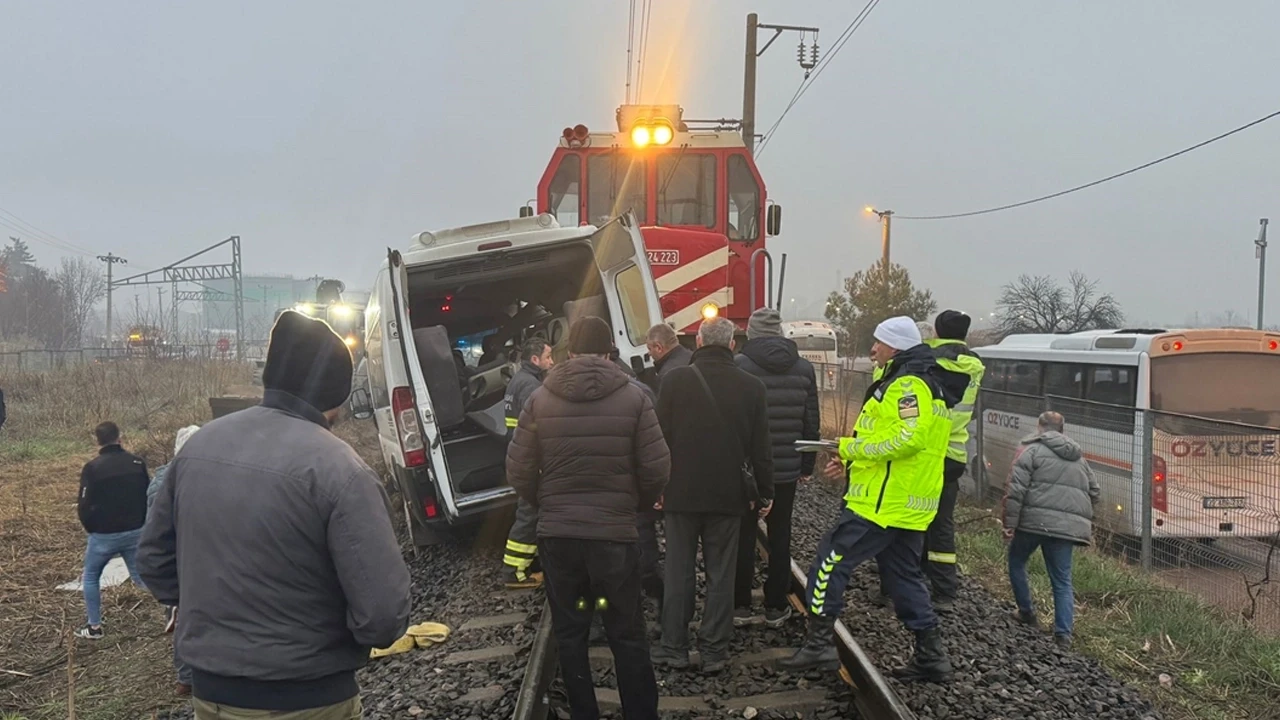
[586,153,647,226]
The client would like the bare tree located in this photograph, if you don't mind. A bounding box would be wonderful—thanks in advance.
[56,257,107,347]
[996,271,1124,335]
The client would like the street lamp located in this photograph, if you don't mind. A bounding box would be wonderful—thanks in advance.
[864,206,894,267]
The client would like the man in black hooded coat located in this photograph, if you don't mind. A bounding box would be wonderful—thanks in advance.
[732,308,820,627]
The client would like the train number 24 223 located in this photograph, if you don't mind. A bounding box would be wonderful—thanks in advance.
[646,250,680,266]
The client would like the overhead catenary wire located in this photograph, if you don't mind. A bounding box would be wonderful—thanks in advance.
[756,0,883,156]
[896,107,1280,220]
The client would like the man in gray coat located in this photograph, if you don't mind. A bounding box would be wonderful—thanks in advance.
[138,311,411,718]
[1002,411,1100,648]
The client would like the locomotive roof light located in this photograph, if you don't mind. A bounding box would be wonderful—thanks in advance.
[629,118,675,148]
[701,303,719,320]
[631,124,652,148]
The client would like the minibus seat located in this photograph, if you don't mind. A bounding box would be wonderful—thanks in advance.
[411,326,466,430]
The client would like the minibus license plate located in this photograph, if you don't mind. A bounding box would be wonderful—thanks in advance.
[1202,496,1247,510]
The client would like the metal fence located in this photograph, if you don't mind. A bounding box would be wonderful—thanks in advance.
[974,388,1280,635]
[815,363,1279,635]
[0,345,263,371]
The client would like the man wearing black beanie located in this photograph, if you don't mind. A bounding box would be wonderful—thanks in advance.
[921,310,985,612]
[139,311,411,718]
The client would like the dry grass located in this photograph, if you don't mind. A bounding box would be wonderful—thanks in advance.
[0,360,253,719]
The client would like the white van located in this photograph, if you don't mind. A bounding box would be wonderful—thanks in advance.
[353,212,663,546]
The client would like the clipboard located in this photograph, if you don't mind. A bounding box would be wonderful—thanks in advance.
[794,440,841,453]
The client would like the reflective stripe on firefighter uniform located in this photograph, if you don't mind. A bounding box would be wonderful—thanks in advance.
[504,361,545,577]
[924,338,985,464]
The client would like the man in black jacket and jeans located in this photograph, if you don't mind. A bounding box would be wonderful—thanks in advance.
[507,317,670,720]
[733,308,819,628]
[653,317,774,672]
[76,421,150,640]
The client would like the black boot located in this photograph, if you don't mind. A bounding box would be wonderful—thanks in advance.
[779,614,840,671]
[891,627,954,683]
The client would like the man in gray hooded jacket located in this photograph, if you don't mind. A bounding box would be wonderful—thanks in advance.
[1002,411,1100,648]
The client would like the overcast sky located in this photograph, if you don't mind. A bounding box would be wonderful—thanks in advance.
[3,0,1277,326]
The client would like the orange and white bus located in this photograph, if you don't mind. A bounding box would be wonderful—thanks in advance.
[976,328,1280,540]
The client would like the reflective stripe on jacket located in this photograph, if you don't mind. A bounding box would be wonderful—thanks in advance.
[926,338,985,463]
[837,347,950,531]
[504,362,545,436]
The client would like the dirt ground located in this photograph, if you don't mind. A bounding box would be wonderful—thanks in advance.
[0,413,384,720]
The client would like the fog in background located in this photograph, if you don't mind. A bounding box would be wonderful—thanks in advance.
[3,0,1277,327]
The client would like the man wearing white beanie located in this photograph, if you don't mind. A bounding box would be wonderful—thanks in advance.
[782,316,955,683]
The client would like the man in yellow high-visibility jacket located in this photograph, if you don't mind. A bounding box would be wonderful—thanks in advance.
[781,317,954,683]
[922,310,984,610]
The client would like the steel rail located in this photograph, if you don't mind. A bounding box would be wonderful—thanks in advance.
[758,523,917,720]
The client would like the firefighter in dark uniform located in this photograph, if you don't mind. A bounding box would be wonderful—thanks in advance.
[781,317,955,683]
[502,337,555,589]
[921,310,985,611]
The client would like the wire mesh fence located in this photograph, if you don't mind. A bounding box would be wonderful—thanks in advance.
[973,388,1280,636]
[0,345,267,371]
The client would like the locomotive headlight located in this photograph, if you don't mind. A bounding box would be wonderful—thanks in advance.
[701,303,719,320]
[331,304,353,319]
[652,123,674,145]
[343,335,357,348]
[631,125,652,148]
[294,303,314,316]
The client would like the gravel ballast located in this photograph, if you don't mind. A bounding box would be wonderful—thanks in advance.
[788,477,1161,720]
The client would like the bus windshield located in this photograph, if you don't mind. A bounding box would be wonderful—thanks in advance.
[1151,353,1280,428]
[793,336,836,352]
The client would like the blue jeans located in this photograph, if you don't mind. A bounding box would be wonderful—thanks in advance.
[1007,530,1075,637]
[82,529,145,627]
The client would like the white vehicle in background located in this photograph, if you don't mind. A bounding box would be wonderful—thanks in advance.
[782,320,838,390]
[352,212,663,546]
[976,328,1280,540]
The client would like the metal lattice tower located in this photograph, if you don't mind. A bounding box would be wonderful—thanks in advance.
[111,235,245,359]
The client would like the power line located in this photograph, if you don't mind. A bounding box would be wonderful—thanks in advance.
[636,0,654,102]
[0,210,95,257]
[756,0,882,156]
[897,107,1280,221]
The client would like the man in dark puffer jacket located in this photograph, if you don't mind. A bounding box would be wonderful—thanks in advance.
[507,316,669,720]
[733,308,820,627]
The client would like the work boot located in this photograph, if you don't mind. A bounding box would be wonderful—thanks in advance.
[779,614,839,671]
[502,567,542,590]
[932,596,955,615]
[890,627,954,683]
[1012,608,1040,628]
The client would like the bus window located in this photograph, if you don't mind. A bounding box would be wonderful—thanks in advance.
[587,154,647,225]
[657,153,715,228]
[547,154,581,227]
[1086,366,1135,406]
[1151,354,1280,427]
[1006,361,1042,395]
[727,154,760,241]
[982,359,1010,391]
[1043,363,1084,398]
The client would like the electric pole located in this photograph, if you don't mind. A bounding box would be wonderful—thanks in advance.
[866,208,894,266]
[742,14,820,155]
[96,253,127,347]
[157,287,165,333]
[1257,218,1269,330]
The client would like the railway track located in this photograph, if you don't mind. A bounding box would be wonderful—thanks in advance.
[512,524,915,720]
